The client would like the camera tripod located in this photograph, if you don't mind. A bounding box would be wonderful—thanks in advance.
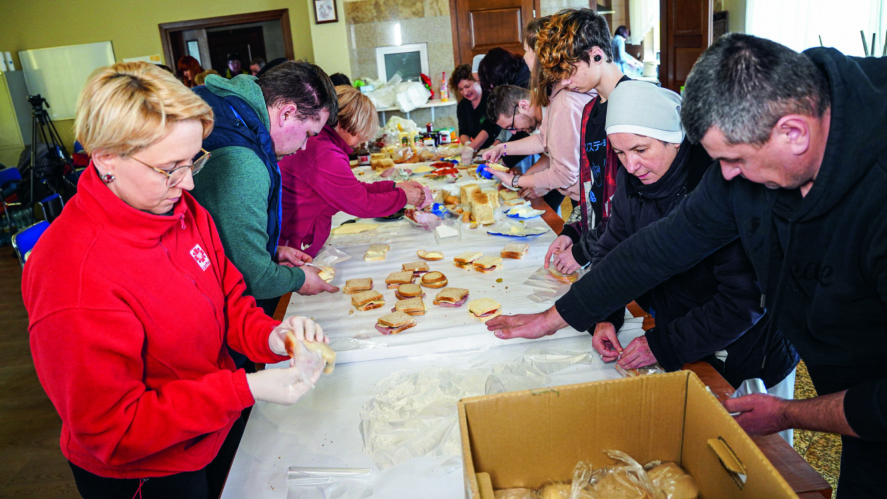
[22,94,74,207]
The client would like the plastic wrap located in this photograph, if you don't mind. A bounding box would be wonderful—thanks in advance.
[643,462,699,499]
[577,450,660,499]
[286,467,373,499]
[359,348,594,469]
[522,266,586,303]
[395,81,431,113]
[537,482,572,499]
[495,488,541,499]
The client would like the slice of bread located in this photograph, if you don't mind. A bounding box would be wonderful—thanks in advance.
[481,188,500,208]
[433,287,469,306]
[454,251,482,265]
[471,192,495,225]
[395,283,425,300]
[351,290,385,311]
[343,278,372,294]
[460,183,480,205]
[468,298,502,322]
[420,271,448,288]
[417,249,444,261]
[473,255,502,273]
[394,296,426,316]
[548,267,579,283]
[385,270,415,288]
[402,261,430,275]
[500,243,529,259]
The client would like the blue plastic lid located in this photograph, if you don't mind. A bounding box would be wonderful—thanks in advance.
[431,203,448,217]
[476,164,493,179]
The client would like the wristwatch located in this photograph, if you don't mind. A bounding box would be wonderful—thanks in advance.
[512,174,521,188]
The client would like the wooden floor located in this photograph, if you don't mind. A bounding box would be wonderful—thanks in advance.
[0,249,80,498]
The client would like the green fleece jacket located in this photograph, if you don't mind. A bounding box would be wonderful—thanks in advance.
[190,74,305,300]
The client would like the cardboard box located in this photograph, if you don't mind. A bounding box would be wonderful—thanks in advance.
[458,371,798,498]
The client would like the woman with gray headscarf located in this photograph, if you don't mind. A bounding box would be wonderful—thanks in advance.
[584,81,798,443]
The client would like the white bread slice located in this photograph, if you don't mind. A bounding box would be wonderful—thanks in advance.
[460,183,480,205]
[364,243,390,261]
[417,249,444,261]
[482,188,500,208]
[471,192,495,225]
[433,287,469,306]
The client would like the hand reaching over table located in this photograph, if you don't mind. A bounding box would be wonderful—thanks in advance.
[487,306,568,339]
[298,266,339,295]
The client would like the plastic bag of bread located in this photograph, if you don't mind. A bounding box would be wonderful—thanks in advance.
[536,482,572,499]
[574,451,662,499]
[644,461,699,499]
[615,363,666,378]
[494,488,541,499]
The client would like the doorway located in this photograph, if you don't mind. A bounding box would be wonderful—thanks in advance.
[159,10,294,77]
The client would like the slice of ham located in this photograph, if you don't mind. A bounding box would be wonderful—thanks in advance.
[376,324,394,335]
[474,308,500,318]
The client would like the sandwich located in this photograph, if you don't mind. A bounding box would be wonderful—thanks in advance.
[420,271,448,288]
[468,298,502,322]
[343,278,373,294]
[499,190,520,202]
[470,192,495,225]
[402,260,430,277]
[395,283,425,300]
[460,183,481,205]
[315,265,335,283]
[417,249,444,261]
[473,255,502,273]
[500,243,529,259]
[433,287,469,307]
[454,251,482,269]
[351,290,385,311]
[393,296,426,316]
[486,162,510,172]
[284,330,336,374]
[370,152,388,160]
[375,311,417,335]
[364,243,390,261]
[548,266,579,283]
[385,270,415,288]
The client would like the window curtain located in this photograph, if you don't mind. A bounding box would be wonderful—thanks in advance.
[746,0,886,57]
[629,0,660,44]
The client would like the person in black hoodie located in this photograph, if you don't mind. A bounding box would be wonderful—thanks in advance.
[487,33,887,497]
[589,81,797,405]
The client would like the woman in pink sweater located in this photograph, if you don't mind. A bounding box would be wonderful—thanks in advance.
[279,85,425,256]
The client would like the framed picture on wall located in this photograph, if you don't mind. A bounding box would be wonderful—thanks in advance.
[314,0,338,24]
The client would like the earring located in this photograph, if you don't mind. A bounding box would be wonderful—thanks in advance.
[101,172,116,184]
[594,55,602,62]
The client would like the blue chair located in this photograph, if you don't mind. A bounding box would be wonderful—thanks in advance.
[11,220,49,267]
[0,167,22,230]
[36,193,64,223]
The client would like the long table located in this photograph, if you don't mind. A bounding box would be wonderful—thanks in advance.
[222,168,831,498]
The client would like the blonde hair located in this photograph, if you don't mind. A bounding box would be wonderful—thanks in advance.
[335,85,378,143]
[193,69,219,86]
[74,62,214,157]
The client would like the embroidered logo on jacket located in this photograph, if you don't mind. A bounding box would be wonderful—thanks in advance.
[190,244,211,271]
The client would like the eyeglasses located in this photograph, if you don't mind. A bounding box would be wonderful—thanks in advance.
[505,104,520,132]
[129,148,211,187]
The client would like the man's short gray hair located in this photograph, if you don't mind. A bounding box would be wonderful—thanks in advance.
[681,33,830,145]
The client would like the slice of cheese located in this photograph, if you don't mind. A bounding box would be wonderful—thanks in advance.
[331,223,379,235]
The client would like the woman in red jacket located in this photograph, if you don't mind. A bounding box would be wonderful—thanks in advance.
[22,62,329,499]
[279,85,426,257]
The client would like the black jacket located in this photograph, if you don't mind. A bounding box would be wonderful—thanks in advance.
[556,48,887,440]
[592,141,797,388]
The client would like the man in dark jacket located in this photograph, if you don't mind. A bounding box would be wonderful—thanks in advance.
[588,81,797,405]
[488,34,887,497]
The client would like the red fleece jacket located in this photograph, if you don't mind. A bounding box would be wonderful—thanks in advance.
[22,165,288,479]
[279,125,406,256]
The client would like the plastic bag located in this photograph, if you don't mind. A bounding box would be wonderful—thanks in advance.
[395,81,431,113]
[643,461,699,499]
[522,266,586,303]
[286,467,373,499]
[614,363,666,378]
[366,85,396,110]
[576,450,661,499]
[495,488,541,499]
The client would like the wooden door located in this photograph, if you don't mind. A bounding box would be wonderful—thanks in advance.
[659,0,712,92]
[449,0,541,66]
[206,26,266,74]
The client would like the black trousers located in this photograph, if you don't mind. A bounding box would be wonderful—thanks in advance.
[835,435,887,498]
[69,416,245,499]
